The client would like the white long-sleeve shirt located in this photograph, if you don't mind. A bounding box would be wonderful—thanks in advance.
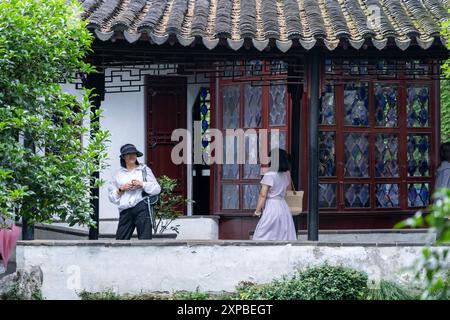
[108,164,161,212]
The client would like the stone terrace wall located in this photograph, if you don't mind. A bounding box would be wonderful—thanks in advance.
[16,240,449,300]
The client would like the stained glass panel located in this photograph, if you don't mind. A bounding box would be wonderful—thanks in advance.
[408,183,430,207]
[407,86,429,127]
[320,84,334,125]
[407,134,430,177]
[376,184,400,208]
[319,131,336,177]
[345,184,370,208]
[222,184,239,209]
[244,84,262,128]
[199,88,211,165]
[374,84,398,127]
[344,133,369,177]
[222,85,240,129]
[222,135,239,179]
[269,83,286,126]
[375,134,399,177]
[344,82,369,126]
[319,184,336,208]
[243,184,260,209]
[244,133,260,179]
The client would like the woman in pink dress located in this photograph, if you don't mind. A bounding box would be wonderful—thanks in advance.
[253,149,297,241]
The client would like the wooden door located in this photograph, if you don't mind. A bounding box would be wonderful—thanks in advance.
[146,76,187,207]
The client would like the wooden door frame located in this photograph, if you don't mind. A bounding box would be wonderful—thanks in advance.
[144,75,188,201]
[213,62,293,216]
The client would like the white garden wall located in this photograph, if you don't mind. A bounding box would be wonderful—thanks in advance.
[16,241,448,300]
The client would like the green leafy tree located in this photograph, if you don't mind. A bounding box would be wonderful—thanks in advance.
[0,0,109,228]
[396,189,450,300]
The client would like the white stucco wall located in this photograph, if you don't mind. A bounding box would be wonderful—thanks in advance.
[61,69,208,220]
[16,241,448,300]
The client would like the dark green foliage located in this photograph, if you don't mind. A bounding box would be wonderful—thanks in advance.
[234,264,368,300]
[0,0,109,227]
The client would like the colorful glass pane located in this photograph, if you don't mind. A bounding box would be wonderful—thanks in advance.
[376,184,400,208]
[319,131,336,177]
[344,82,369,126]
[244,84,262,128]
[407,134,430,177]
[374,84,398,127]
[408,183,430,207]
[319,184,336,208]
[320,84,334,125]
[344,184,370,208]
[375,134,399,177]
[199,88,211,165]
[243,184,260,209]
[407,86,429,127]
[222,184,239,209]
[222,85,240,129]
[269,83,286,126]
[344,133,369,177]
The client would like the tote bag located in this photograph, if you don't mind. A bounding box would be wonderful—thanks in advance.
[285,176,303,215]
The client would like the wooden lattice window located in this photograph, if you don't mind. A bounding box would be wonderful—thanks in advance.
[319,60,437,212]
[215,60,292,214]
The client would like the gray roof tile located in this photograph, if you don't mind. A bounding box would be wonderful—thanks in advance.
[81,0,450,51]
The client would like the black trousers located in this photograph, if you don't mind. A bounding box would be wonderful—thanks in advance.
[116,199,152,240]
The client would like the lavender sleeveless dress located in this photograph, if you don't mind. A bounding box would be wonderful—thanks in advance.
[253,171,297,241]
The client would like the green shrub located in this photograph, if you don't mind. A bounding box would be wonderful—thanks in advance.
[1,283,43,300]
[78,290,121,300]
[172,290,210,300]
[234,264,368,300]
[367,280,419,300]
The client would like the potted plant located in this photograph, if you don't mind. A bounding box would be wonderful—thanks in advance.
[151,176,192,239]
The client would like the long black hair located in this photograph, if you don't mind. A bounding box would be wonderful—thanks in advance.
[268,148,291,172]
[440,142,450,162]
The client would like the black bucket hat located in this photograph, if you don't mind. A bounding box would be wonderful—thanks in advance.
[120,144,143,157]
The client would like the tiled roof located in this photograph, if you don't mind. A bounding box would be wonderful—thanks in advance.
[81,0,450,51]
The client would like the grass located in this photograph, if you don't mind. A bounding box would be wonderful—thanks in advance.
[366,280,420,300]
[78,289,233,300]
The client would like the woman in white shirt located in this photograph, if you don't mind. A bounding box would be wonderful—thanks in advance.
[108,144,161,240]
